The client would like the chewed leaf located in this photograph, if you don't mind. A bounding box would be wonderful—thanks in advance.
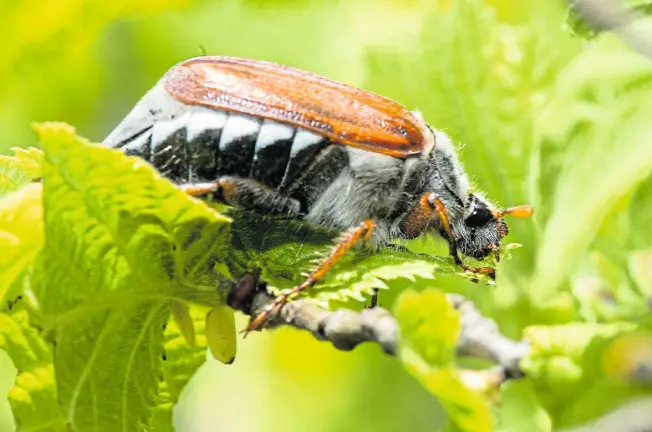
[205,305,237,364]
[0,147,43,198]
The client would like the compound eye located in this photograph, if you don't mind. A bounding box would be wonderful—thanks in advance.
[466,202,493,228]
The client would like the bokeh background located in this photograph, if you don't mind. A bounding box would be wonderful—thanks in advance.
[3,0,652,430]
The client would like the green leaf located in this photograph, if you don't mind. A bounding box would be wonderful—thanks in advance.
[520,322,652,428]
[20,122,232,431]
[0,147,43,198]
[395,289,492,432]
[152,305,210,431]
[0,310,66,432]
[0,184,43,302]
[228,210,452,308]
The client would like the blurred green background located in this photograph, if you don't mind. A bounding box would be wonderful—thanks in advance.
[3,0,652,430]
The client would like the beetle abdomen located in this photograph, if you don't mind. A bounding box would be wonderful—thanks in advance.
[114,105,341,208]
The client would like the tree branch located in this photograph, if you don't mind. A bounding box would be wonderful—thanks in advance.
[571,0,652,60]
[226,279,527,378]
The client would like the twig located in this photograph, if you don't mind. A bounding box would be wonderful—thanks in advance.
[244,287,400,355]
[449,294,529,378]
[226,275,527,377]
[571,0,652,60]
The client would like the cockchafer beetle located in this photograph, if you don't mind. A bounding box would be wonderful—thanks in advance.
[103,56,533,332]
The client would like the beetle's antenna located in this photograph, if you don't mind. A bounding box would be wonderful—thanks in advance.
[495,205,534,219]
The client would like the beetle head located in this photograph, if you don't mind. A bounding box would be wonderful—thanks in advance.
[455,194,533,261]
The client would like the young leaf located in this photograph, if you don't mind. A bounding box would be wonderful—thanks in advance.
[22,122,232,431]
[520,322,652,429]
[395,289,492,432]
[0,147,43,198]
[0,310,66,432]
[395,289,460,367]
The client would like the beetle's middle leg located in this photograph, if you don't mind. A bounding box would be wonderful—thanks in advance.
[179,176,301,217]
[245,219,375,333]
[400,193,495,279]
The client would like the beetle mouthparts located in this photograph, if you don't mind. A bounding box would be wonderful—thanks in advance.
[488,243,500,262]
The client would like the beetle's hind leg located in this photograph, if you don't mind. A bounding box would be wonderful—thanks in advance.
[401,193,496,280]
[245,219,375,334]
[179,176,301,217]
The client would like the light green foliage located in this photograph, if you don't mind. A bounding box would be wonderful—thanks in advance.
[0,123,234,430]
[531,35,652,302]
[0,310,66,431]
[396,289,492,432]
[30,123,232,431]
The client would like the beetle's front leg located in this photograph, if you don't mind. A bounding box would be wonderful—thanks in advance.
[179,176,301,217]
[400,193,496,280]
